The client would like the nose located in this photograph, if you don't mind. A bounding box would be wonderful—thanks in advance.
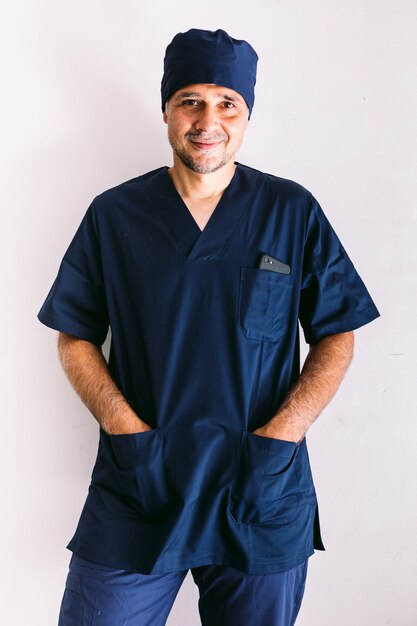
[194,104,220,133]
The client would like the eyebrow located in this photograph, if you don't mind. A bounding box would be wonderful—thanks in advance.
[173,91,243,103]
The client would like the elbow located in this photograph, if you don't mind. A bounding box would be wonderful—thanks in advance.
[309,330,355,362]
[57,331,103,363]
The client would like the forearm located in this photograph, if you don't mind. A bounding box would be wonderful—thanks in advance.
[253,331,354,443]
[57,332,151,435]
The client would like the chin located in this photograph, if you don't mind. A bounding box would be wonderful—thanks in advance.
[179,152,234,174]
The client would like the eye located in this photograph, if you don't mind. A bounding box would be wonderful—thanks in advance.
[221,101,236,109]
[180,99,200,107]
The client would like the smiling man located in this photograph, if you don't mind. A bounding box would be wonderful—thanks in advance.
[38,28,380,626]
[165,85,248,173]
[163,83,249,231]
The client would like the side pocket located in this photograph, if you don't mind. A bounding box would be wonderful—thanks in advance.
[58,574,82,625]
[228,431,301,525]
[100,428,176,522]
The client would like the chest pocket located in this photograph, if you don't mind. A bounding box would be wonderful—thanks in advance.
[238,267,294,342]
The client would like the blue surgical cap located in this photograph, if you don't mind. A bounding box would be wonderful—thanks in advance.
[161,29,258,118]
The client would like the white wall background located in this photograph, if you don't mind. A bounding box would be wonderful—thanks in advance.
[2,0,416,624]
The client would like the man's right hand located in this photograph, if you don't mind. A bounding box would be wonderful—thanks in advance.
[107,419,153,436]
[57,332,152,436]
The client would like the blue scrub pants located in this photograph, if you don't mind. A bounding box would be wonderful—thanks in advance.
[58,553,308,626]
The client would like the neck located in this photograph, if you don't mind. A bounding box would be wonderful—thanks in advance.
[167,157,237,201]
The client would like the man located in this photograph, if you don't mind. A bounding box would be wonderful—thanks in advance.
[38,28,380,626]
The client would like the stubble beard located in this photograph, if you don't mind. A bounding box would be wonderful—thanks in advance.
[168,131,235,174]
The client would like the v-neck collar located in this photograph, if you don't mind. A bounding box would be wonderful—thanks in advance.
[146,163,262,261]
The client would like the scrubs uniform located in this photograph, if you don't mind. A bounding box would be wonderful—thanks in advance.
[38,162,380,576]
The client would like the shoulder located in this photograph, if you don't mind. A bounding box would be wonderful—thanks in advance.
[91,167,167,209]
[237,162,313,206]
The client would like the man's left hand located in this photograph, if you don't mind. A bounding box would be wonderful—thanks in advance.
[251,332,355,445]
[252,423,304,444]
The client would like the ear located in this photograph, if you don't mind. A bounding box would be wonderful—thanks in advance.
[163,100,170,124]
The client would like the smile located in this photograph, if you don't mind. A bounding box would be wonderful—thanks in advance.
[189,140,224,152]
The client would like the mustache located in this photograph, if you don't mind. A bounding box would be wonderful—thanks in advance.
[186,132,227,142]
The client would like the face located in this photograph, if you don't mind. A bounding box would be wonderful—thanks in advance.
[163,83,250,174]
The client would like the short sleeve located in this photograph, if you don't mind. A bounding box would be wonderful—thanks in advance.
[299,196,380,345]
[37,201,109,345]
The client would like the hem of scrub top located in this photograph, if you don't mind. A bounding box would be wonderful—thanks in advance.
[150,548,316,575]
[65,547,316,576]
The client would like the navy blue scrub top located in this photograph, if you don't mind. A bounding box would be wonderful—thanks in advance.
[38,163,380,574]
